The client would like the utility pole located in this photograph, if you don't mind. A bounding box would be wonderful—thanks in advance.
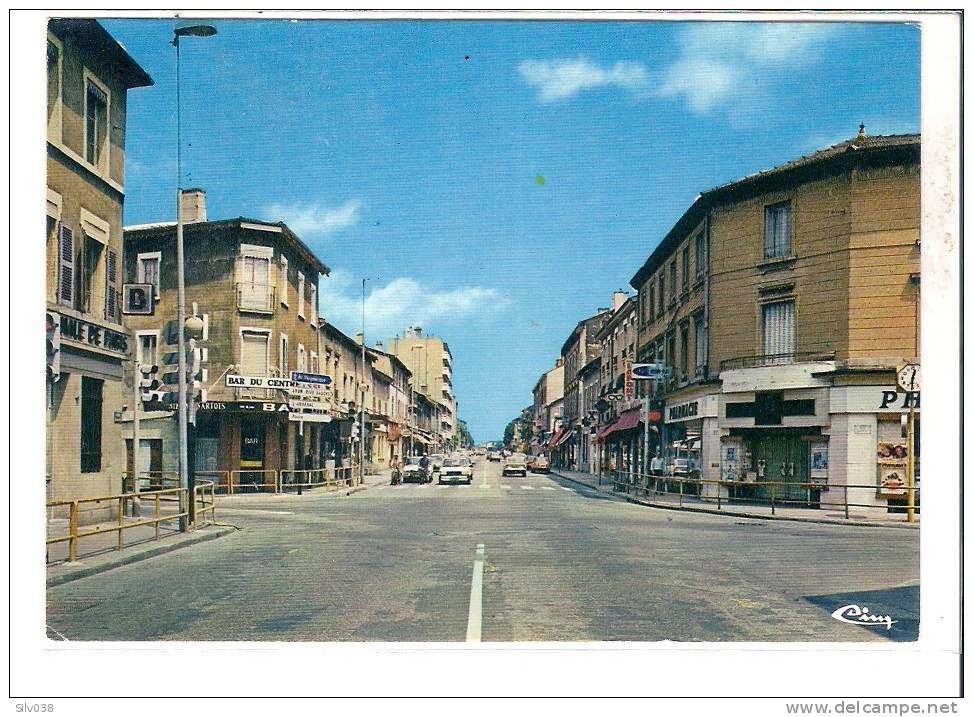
[131,363,141,517]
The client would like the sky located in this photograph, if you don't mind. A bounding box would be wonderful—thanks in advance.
[100,16,920,442]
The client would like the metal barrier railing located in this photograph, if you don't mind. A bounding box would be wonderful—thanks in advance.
[47,486,189,564]
[228,469,279,494]
[194,480,217,526]
[608,471,918,521]
[279,466,361,492]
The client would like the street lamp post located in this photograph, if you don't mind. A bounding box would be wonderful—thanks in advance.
[173,22,216,531]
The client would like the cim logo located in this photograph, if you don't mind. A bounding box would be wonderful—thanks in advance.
[831,604,896,630]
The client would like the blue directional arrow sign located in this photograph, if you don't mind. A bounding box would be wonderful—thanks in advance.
[291,371,332,385]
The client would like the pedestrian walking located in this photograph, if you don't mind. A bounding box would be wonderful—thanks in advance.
[650,451,664,494]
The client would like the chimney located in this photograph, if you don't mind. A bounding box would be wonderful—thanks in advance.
[414,326,423,337]
[612,290,628,312]
[180,188,207,224]
[555,357,564,368]
[375,340,384,351]
[354,333,364,345]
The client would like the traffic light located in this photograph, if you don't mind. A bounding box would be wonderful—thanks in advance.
[648,397,664,425]
[139,364,163,405]
[46,312,61,383]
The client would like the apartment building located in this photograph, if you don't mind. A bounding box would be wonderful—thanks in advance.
[630,130,920,509]
[122,190,331,479]
[369,345,413,460]
[387,327,457,449]
[532,360,564,454]
[591,293,640,475]
[46,19,153,516]
[558,309,610,470]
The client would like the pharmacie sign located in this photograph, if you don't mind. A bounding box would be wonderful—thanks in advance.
[59,313,128,356]
[668,400,699,422]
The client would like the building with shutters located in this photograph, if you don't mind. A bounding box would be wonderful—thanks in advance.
[558,308,610,471]
[46,19,153,517]
[629,130,920,510]
[122,190,331,484]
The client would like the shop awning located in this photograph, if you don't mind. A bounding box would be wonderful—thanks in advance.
[595,408,642,443]
[593,421,617,444]
[554,428,574,447]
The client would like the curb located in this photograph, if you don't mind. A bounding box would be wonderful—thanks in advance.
[46,525,236,588]
[551,471,918,530]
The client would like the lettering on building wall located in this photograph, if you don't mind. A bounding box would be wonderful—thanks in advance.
[59,315,128,355]
[879,391,920,410]
[668,401,699,421]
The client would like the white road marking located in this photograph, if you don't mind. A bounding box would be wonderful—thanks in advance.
[541,486,555,491]
[560,487,573,492]
[466,543,485,642]
[521,485,534,490]
[501,485,512,490]
[216,509,295,515]
[479,484,490,489]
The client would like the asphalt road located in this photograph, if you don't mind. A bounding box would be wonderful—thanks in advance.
[47,457,919,642]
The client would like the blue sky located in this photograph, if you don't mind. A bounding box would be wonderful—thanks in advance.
[101,18,919,442]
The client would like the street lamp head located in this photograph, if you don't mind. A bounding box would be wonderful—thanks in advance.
[174,22,218,38]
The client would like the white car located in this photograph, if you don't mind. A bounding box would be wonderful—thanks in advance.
[439,456,473,485]
[502,453,528,477]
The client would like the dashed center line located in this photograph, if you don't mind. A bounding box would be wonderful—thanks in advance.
[466,543,485,642]
[521,485,534,490]
[541,486,555,491]
[560,487,573,492]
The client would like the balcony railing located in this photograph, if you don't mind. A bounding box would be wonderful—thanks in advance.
[719,351,836,372]
[236,283,276,314]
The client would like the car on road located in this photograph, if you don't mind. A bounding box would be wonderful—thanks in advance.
[529,455,550,474]
[401,456,432,484]
[487,449,501,462]
[502,453,528,477]
[439,456,474,485]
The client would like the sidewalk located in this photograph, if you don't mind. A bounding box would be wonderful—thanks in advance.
[47,522,236,587]
[551,468,919,529]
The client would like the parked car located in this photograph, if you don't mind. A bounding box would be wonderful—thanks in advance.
[502,453,528,477]
[401,456,431,484]
[439,456,474,485]
[529,455,550,474]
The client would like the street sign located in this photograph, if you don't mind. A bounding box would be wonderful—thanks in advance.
[122,284,155,315]
[288,398,331,411]
[896,364,920,393]
[631,362,668,380]
[288,411,332,423]
[290,371,333,385]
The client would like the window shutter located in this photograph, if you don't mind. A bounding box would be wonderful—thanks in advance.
[241,332,269,375]
[105,248,118,321]
[58,225,74,307]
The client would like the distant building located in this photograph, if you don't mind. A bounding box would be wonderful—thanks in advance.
[558,307,611,470]
[387,327,457,449]
[46,19,153,517]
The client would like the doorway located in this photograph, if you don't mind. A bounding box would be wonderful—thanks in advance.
[750,431,809,504]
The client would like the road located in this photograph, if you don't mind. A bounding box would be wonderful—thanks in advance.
[47,457,919,642]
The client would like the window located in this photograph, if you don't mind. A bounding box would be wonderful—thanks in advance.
[137,332,158,367]
[309,281,317,325]
[84,78,108,168]
[297,344,307,372]
[679,323,689,377]
[695,232,706,277]
[238,245,273,312]
[762,300,795,360]
[694,314,707,371]
[241,330,270,376]
[137,252,161,298]
[80,377,103,473]
[79,232,104,314]
[668,261,676,304]
[657,278,665,317]
[666,333,676,372]
[105,248,119,321]
[47,38,61,135]
[279,255,288,306]
[648,281,655,320]
[279,334,288,375]
[297,272,305,318]
[764,201,792,259]
[310,351,318,374]
[682,247,690,292]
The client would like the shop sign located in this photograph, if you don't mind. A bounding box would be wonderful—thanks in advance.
[59,314,129,356]
[623,361,633,400]
[879,391,920,410]
[197,401,291,413]
[809,442,828,483]
[668,401,699,422]
[830,387,921,414]
[226,375,297,389]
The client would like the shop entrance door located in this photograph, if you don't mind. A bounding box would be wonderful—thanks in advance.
[752,431,808,504]
[240,420,266,490]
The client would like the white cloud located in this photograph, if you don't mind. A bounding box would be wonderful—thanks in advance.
[318,271,512,340]
[519,57,648,102]
[264,199,362,238]
[658,23,836,114]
